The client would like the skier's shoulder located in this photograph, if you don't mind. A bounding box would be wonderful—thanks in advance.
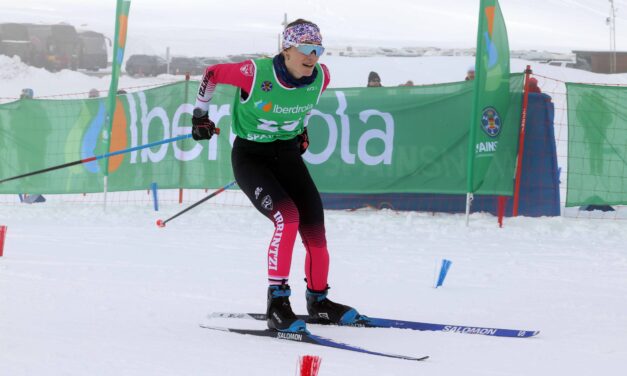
[319,63,331,91]
[208,59,256,80]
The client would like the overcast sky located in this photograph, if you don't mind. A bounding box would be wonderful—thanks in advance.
[2,0,627,57]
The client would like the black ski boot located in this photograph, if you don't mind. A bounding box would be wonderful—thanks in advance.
[306,286,360,325]
[267,284,307,333]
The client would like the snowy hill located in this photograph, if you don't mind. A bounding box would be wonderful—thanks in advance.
[1,54,627,101]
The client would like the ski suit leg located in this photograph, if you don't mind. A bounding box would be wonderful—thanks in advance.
[232,138,300,284]
[272,148,330,291]
[232,137,330,289]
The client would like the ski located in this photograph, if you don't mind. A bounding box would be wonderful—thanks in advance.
[208,312,540,338]
[200,324,429,361]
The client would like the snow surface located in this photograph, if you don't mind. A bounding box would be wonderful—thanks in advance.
[2,202,627,375]
[2,28,627,376]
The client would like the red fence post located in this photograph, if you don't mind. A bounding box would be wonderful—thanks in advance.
[512,65,533,217]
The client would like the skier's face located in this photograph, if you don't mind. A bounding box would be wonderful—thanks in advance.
[284,41,321,79]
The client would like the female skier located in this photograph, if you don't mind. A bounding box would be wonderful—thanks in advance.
[191,19,360,333]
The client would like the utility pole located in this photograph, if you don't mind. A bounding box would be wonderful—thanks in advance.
[606,0,617,73]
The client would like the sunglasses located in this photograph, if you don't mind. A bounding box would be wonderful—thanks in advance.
[295,44,325,56]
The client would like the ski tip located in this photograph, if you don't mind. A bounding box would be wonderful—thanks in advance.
[397,354,430,362]
[511,330,540,338]
[199,324,230,332]
[209,312,253,320]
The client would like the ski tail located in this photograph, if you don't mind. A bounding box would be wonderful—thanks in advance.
[200,324,428,361]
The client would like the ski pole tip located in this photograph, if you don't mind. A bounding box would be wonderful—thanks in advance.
[156,219,166,228]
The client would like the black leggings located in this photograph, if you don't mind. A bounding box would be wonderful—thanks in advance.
[231,136,329,290]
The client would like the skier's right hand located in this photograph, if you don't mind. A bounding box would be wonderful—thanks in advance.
[191,108,220,140]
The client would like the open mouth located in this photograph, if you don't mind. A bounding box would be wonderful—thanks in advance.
[303,63,315,68]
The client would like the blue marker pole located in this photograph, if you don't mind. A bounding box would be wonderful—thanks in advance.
[435,259,453,288]
[151,182,159,211]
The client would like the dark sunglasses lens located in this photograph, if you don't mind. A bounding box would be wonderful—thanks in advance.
[298,45,324,56]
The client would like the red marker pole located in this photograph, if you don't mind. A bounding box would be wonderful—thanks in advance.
[0,225,7,257]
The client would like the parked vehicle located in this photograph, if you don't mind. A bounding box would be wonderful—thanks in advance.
[47,24,80,70]
[24,23,80,71]
[125,54,167,76]
[541,59,590,71]
[0,23,32,63]
[168,56,205,75]
[78,31,109,70]
[544,60,574,68]
[24,23,52,68]
[196,56,228,66]
[226,53,265,62]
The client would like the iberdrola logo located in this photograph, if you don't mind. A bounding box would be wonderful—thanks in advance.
[79,98,129,174]
[254,100,273,112]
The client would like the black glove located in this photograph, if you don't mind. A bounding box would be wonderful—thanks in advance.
[298,128,309,155]
[191,108,219,140]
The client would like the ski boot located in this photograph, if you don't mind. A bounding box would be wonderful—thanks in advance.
[267,284,308,333]
[306,286,361,325]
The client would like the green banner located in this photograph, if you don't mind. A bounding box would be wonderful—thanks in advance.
[566,83,627,207]
[0,77,522,195]
[104,0,131,175]
[467,0,511,193]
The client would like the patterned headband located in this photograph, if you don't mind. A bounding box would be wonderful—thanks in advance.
[282,23,322,49]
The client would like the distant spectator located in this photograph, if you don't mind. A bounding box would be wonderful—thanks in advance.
[580,201,615,212]
[527,77,541,93]
[465,65,475,81]
[367,71,382,87]
[117,89,127,95]
[88,88,100,98]
[19,88,34,99]
[399,80,414,86]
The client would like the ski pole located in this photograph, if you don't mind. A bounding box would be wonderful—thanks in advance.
[0,134,193,185]
[156,180,237,228]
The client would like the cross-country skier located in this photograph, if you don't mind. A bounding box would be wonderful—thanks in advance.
[192,19,360,333]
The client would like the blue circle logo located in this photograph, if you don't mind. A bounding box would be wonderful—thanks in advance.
[481,107,501,137]
[261,81,273,92]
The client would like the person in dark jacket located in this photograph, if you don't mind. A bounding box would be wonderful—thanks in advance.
[367,71,382,87]
[527,77,542,93]
[465,65,475,81]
